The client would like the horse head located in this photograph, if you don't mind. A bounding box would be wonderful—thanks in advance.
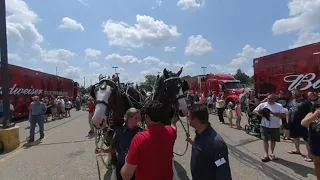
[152,67,189,122]
[90,77,126,129]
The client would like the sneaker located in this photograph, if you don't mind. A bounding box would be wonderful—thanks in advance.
[27,139,34,143]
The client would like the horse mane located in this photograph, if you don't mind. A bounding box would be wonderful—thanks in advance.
[152,74,174,125]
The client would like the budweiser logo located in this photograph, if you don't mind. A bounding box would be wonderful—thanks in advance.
[0,84,43,96]
[284,73,320,91]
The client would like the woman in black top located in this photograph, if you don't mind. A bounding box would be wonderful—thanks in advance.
[301,100,320,179]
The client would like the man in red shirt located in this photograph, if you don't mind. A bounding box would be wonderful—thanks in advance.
[121,100,179,180]
[88,97,95,134]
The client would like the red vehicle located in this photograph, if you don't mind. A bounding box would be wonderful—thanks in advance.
[0,64,80,118]
[253,42,320,99]
[185,74,250,105]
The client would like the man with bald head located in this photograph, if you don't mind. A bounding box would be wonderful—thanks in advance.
[28,96,47,143]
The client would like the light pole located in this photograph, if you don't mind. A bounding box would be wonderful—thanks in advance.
[201,66,207,75]
[112,66,118,74]
[55,67,58,76]
[0,0,12,128]
[83,77,85,88]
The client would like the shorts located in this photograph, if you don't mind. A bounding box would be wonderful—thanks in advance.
[281,118,289,130]
[261,127,280,142]
[289,122,308,141]
[241,103,247,112]
[51,108,57,115]
[207,104,213,108]
[65,107,71,111]
[310,143,320,156]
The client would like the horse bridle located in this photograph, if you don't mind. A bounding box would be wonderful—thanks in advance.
[94,79,117,128]
[164,76,190,156]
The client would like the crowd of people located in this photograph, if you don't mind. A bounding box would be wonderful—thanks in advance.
[26,95,84,143]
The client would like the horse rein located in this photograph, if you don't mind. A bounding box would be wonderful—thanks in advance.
[164,76,191,157]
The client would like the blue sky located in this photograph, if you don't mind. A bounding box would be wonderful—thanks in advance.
[6,0,320,87]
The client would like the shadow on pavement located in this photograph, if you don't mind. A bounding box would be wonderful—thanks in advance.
[86,133,95,139]
[174,160,190,180]
[274,158,314,178]
[228,144,298,180]
[233,138,260,147]
[19,114,84,144]
[32,139,94,146]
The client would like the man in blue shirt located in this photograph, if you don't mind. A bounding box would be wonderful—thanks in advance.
[187,104,232,180]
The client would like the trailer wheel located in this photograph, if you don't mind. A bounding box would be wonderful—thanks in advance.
[0,140,4,153]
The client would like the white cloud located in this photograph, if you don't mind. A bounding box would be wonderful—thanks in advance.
[185,35,212,55]
[228,44,267,66]
[78,0,88,6]
[141,67,162,76]
[88,61,101,68]
[85,48,101,59]
[59,17,84,31]
[272,0,320,48]
[173,60,196,76]
[158,61,170,67]
[106,54,170,66]
[102,14,181,48]
[211,45,267,75]
[229,57,248,66]
[106,53,141,64]
[157,0,162,6]
[62,66,83,80]
[33,45,76,64]
[177,0,205,10]
[6,0,44,45]
[8,53,22,61]
[143,56,170,66]
[236,44,267,59]
[289,31,320,49]
[164,46,176,52]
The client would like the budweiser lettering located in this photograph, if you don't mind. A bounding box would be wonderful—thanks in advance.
[284,73,320,91]
[0,84,43,95]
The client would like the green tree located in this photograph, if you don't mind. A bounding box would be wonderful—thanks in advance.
[139,75,157,92]
[233,69,251,85]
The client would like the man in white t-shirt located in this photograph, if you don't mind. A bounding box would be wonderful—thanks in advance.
[253,94,286,162]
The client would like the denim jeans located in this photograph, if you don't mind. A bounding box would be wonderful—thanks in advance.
[29,115,45,141]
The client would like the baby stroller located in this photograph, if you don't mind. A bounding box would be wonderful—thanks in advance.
[244,110,262,139]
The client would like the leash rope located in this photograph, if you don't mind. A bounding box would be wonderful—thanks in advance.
[173,108,190,156]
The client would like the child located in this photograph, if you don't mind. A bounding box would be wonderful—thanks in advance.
[235,101,243,128]
[227,103,233,128]
[65,99,72,117]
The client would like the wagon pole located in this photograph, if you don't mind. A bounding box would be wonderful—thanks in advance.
[0,0,12,128]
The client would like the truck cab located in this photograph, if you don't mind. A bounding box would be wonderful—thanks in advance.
[198,74,251,106]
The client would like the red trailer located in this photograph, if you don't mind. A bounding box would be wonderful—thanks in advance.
[253,42,320,99]
[0,64,80,118]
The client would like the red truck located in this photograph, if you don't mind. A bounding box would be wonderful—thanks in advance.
[253,42,320,99]
[185,73,251,105]
[0,64,81,118]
